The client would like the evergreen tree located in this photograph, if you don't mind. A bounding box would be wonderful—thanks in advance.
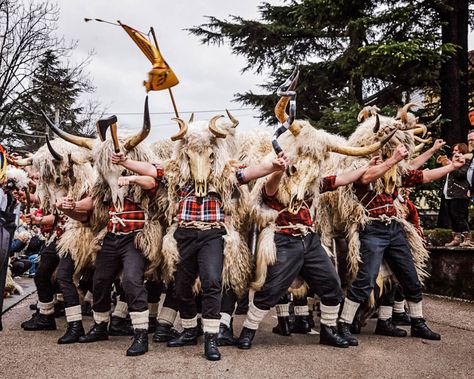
[190,0,471,139]
[12,50,94,151]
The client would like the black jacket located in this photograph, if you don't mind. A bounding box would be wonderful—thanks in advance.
[445,160,470,199]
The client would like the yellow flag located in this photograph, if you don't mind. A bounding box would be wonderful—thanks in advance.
[0,145,8,182]
[118,21,179,92]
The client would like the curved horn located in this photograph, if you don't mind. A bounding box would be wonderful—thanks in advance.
[170,118,188,141]
[330,129,397,156]
[399,103,418,124]
[124,96,151,151]
[45,135,63,161]
[414,135,432,144]
[415,143,426,153]
[42,110,95,150]
[188,112,194,123]
[225,109,239,128]
[274,70,299,124]
[209,115,227,138]
[408,124,428,136]
[373,114,381,133]
[357,107,370,122]
[15,157,33,166]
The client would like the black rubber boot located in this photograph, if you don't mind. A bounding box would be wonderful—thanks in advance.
[291,315,311,334]
[375,318,407,337]
[392,311,411,326]
[319,324,349,348]
[153,323,180,343]
[272,316,291,336]
[236,327,256,350]
[21,311,39,328]
[204,333,221,361]
[78,322,109,343]
[411,318,441,340]
[109,316,134,336]
[217,323,236,346]
[23,313,57,331]
[148,317,157,334]
[337,322,358,346]
[58,321,85,344]
[167,327,198,347]
[126,329,149,356]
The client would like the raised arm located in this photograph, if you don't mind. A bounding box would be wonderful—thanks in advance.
[58,196,94,222]
[422,153,465,184]
[241,152,289,184]
[334,156,380,188]
[111,152,158,177]
[409,139,445,170]
[358,145,408,185]
[118,175,156,190]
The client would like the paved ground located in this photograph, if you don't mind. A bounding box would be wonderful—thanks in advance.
[0,294,473,379]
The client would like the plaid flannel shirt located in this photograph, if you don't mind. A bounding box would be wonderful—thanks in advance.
[355,170,424,218]
[107,197,147,234]
[262,176,337,235]
[155,164,246,223]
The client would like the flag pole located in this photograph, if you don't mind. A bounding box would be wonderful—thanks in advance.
[150,27,180,118]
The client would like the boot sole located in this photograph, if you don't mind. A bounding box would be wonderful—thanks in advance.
[320,341,349,348]
[237,344,252,350]
[126,348,148,357]
[23,326,56,331]
[375,331,407,337]
[411,333,441,340]
[78,336,109,343]
[58,337,83,344]
[205,355,221,361]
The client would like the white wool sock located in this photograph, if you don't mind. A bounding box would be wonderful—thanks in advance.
[393,300,406,314]
[220,312,232,328]
[378,305,393,321]
[148,302,159,319]
[243,302,269,330]
[158,307,177,326]
[320,304,340,327]
[93,311,110,324]
[112,300,128,319]
[130,310,149,330]
[181,316,198,329]
[294,305,309,316]
[38,301,54,315]
[275,303,290,317]
[339,298,360,324]
[407,300,423,319]
[65,305,82,322]
[203,318,220,334]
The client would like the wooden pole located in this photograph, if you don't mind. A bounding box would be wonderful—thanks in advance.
[150,27,179,118]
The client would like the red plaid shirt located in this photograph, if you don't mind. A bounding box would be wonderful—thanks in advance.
[107,197,147,234]
[155,165,246,223]
[262,176,337,235]
[355,170,424,218]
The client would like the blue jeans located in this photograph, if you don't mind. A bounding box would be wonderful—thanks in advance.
[28,254,39,275]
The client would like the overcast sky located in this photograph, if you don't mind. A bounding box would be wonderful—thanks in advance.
[55,1,474,140]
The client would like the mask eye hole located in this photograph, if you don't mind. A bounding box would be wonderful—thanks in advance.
[121,170,127,176]
[55,177,61,185]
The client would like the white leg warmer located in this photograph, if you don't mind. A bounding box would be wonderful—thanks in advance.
[393,300,406,314]
[275,303,290,317]
[38,301,54,316]
[339,298,360,324]
[202,318,220,334]
[148,302,159,319]
[294,305,309,316]
[407,300,423,319]
[93,311,110,324]
[378,305,393,321]
[243,303,269,330]
[112,300,128,319]
[158,307,177,326]
[84,290,93,304]
[130,310,149,330]
[220,312,232,328]
[65,305,82,322]
[181,316,198,329]
[320,304,339,327]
